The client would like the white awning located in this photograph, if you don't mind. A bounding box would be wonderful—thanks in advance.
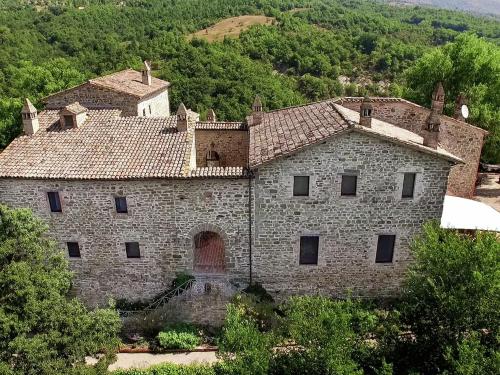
[441,195,500,232]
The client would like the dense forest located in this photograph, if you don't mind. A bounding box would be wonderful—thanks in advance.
[0,0,499,162]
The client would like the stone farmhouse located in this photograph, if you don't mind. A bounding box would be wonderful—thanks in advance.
[0,62,487,307]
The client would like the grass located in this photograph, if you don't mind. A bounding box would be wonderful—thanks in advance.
[187,15,275,42]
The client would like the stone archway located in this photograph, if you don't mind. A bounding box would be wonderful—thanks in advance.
[193,231,225,274]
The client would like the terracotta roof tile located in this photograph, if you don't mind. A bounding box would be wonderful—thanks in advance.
[189,167,248,178]
[249,100,350,167]
[89,69,170,98]
[196,122,246,130]
[0,110,190,180]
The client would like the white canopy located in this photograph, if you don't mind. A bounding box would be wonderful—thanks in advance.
[441,195,500,232]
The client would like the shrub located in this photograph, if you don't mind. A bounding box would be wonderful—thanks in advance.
[157,323,201,350]
[112,362,215,375]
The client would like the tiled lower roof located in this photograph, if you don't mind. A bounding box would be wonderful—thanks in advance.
[189,167,248,178]
[0,110,190,180]
[196,122,246,130]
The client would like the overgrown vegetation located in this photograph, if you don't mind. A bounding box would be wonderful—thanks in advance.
[157,324,202,350]
[0,204,121,375]
[0,0,499,161]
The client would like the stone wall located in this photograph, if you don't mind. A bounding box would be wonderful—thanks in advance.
[252,131,452,298]
[0,178,250,306]
[138,90,170,117]
[341,100,485,198]
[195,130,249,167]
[45,83,142,116]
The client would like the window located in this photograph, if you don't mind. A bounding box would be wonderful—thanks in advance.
[63,115,74,128]
[67,242,81,258]
[375,235,395,263]
[402,173,416,198]
[293,176,310,196]
[47,192,62,212]
[149,105,152,114]
[341,175,357,196]
[115,196,128,213]
[143,108,146,116]
[125,242,140,258]
[299,236,319,265]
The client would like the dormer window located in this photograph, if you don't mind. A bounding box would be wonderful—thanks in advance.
[59,102,87,129]
[63,115,74,128]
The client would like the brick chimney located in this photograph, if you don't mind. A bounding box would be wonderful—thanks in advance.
[21,98,39,135]
[431,82,445,114]
[60,102,87,129]
[454,93,467,122]
[142,60,152,86]
[359,96,373,128]
[249,95,263,126]
[423,111,440,149]
[207,108,216,122]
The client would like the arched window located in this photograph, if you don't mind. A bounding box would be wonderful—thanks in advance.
[206,150,220,167]
[193,231,225,274]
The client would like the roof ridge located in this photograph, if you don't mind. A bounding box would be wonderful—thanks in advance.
[264,97,337,114]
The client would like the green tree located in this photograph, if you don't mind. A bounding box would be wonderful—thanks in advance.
[0,204,121,375]
[398,222,500,374]
[404,34,500,163]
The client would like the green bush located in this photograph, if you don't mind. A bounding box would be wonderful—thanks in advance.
[157,324,201,350]
[112,362,215,375]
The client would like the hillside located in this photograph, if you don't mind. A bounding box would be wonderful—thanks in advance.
[386,0,500,17]
[0,0,499,161]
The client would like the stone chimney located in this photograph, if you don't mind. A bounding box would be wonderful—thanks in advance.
[454,93,467,121]
[207,108,216,122]
[431,82,445,114]
[60,102,87,129]
[423,111,441,149]
[21,98,39,135]
[142,60,152,86]
[359,96,373,128]
[249,95,263,126]
[177,103,188,132]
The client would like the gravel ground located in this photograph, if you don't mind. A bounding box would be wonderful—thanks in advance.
[107,351,218,371]
[475,173,500,212]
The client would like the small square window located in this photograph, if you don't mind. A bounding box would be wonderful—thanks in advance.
[341,175,357,196]
[63,115,74,128]
[402,173,416,198]
[125,242,141,258]
[67,242,81,258]
[375,235,395,263]
[47,192,62,212]
[293,176,310,196]
[299,236,319,265]
[115,196,128,213]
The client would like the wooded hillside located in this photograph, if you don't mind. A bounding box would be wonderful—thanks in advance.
[0,0,498,161]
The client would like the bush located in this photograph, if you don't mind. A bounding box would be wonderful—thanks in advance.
[157,323,201,350]
[112,362,215,375]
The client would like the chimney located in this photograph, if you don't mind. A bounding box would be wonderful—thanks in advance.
[207,108,216,122]
[431,82,445,114]
[177,103,188,132]
[142,60,152,86]
[60,102,87,129]
[359,96,373,128]
[250,95,263,126]
[423,111,440,149]
[454,93,467,121]
[21,98,39,135]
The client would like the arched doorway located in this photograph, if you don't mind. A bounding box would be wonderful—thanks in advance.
[193,231,225,274]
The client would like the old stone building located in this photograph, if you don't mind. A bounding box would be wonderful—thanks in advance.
[0,64,486,306]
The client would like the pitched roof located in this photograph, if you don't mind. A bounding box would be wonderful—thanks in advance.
[62,102,87,114]
[249,100,350,167]
[248,99,462,167]
[89,69,170,98]
[0,110,193,180]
